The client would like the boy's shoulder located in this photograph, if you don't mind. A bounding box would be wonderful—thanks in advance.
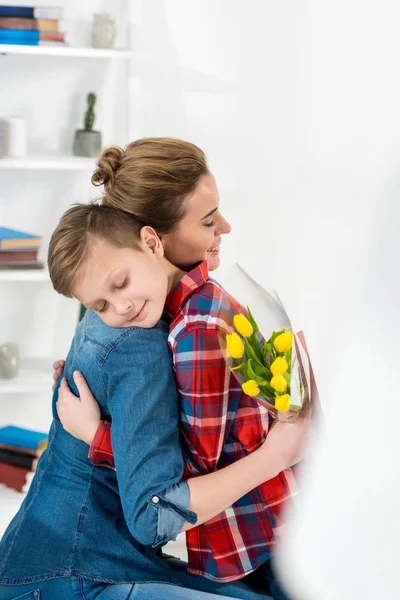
[76,309,169,350]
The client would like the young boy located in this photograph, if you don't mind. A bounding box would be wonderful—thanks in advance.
[50,203,307,600]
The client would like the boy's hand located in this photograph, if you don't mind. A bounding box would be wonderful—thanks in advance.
[56,371,101,446]
[261,410,312,474]
[52,359,65,391]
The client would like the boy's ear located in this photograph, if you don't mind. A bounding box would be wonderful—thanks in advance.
[139,226,164,258]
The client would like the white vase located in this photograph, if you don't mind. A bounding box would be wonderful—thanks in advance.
[92,13,116,49]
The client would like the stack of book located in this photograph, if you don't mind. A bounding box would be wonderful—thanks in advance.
[0,5,65,46]
[0,425,48,493]
[0,226,43,270]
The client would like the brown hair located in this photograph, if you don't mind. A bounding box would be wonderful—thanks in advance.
[48,203,142,297]
[91,137,209,233]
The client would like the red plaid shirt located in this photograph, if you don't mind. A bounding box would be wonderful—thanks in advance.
[90,261,298,582]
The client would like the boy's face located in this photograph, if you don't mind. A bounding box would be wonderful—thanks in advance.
[71,232,169,329]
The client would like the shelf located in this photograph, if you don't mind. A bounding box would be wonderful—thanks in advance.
[0,269,50,282]
[0,44,133,59]
[0,358,53,395]
[0,156,96,171]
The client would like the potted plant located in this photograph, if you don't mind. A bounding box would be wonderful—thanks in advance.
[73,92,102,158]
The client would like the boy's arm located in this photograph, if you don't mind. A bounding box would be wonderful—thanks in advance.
[92,325,247,473]
[102,327,197,547]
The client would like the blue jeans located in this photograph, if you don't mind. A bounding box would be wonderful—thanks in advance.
[256,559,292,600]
[0,576,262,600]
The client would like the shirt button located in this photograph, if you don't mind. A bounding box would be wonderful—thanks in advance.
[151,495,160,504]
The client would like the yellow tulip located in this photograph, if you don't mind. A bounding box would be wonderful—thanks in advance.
[270,357,288,376]
[270,374,287,393]
[234,314,253,338]
[275,394,290,412]
[226,332,245,359]
[274,331,293,353]
[242,380,260,397]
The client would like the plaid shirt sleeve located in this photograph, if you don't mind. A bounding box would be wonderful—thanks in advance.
[172,324,234,476]
[89,420,115,469]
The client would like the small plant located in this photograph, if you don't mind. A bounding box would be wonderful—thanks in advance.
[84,92,96,130]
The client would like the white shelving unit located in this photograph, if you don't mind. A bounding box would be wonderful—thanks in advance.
[0,44,133,59]
[0,269,50,282]
[0,358,53,395]
[0,156,96,171]
[0,12,133,430]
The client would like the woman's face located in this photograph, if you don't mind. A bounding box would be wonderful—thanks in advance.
[160,173,231,272]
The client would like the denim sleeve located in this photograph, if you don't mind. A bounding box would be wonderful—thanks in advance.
[101,326,197,547]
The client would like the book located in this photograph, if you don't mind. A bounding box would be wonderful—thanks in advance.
[0,249,38,262]
[0,17,60,31]
[39,39,66,46]
[0,442,43,457]
[0,227,41,249]
[0,29,67,43]
[0,461,31,492]
[37,18,59,31]
[0,425,48,452]
[39,30,64,42]
[0,6,63,20]
[0,261,44,269]
[0,29,65,46]
[0,29,37,44]
[0,448,40,470]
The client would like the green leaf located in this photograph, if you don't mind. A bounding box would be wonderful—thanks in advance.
[259,381,276,397]
[243,337,263,366]
[249,332,264,363]
[251,359,272,382]
[231,362,248,376]
[246,305,259,334]
[246,360,269,386]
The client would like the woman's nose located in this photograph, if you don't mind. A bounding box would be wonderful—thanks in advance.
[216,213,232,235]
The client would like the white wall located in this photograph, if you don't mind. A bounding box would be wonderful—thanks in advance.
[129,2,400,597]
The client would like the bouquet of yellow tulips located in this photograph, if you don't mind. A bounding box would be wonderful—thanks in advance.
[218,264,313,423]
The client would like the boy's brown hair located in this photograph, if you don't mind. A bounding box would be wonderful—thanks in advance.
[48,203,142,298]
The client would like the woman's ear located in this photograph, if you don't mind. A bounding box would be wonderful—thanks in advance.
[139,226,164,258]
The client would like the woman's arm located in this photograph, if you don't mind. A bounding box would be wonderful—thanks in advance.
[57,363,309,539]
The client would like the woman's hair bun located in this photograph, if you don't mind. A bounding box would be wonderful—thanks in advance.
[91,145,124,189]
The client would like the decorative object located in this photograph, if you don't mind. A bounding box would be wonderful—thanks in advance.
[0,116,27,158]
[73,93,102,158]
[92,13,116,49]
[218,264,318,422]
[0,118,8,158]
[0,342,19,379]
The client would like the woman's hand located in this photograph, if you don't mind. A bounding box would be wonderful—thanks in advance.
[52,359,65,391]
[260,410,313,474]
[56,371,101,446]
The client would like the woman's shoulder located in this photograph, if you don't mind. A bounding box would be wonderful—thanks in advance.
[170,277,241,341]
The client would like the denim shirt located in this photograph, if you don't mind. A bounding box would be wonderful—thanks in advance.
[0,311,197,585]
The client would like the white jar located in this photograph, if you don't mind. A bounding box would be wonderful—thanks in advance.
[6,116,27,158]
[92,13,116,49]
[0,118,8,158]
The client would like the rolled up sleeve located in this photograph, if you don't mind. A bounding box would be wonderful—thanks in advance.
[101,326,197,547]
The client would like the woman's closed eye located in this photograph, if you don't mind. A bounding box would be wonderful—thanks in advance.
[204,220,216,228]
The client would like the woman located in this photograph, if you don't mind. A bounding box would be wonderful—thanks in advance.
[53,138,309,599]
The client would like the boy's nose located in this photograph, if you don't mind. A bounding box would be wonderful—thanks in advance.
[115,300,132,316]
